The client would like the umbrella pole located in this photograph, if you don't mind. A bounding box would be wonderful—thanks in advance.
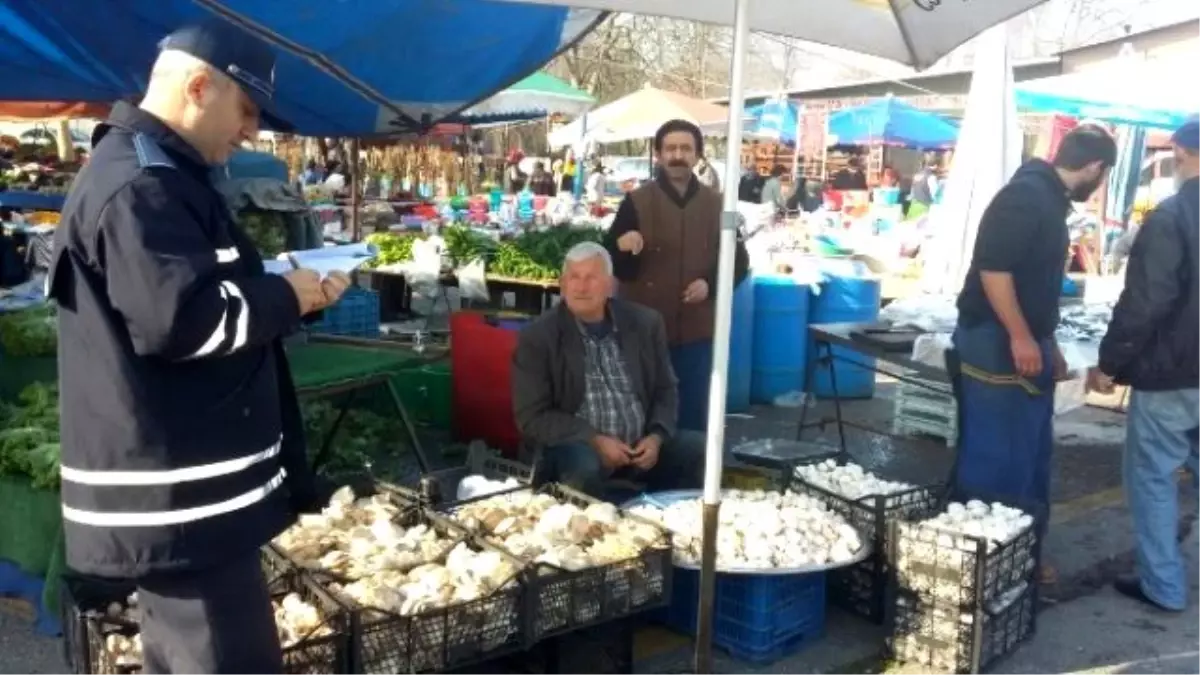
[695,0,750,672]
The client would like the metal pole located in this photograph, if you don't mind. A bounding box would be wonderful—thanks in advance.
[695,0,750,672]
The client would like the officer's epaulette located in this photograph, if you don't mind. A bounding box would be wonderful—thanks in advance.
[132,133,176,171]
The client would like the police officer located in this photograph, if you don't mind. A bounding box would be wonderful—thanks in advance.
[48,21,348,673]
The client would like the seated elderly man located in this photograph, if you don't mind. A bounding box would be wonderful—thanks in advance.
[511,241,707,498]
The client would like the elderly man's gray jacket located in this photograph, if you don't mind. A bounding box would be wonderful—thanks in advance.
[511,299,678,447]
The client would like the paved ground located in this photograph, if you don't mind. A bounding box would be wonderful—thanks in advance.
[3,382,1197,674]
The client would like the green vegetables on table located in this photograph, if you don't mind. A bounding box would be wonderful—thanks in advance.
[0,304,57,357]
[302,399,412,483]
[363,232,417,269]
[0,382,61,490]
[488,228,605,281]
[441,225,497,266]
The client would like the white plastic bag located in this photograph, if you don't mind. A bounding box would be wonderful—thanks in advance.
[456,257,490,303]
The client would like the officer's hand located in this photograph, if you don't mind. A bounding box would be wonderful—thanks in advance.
[284,269,326,316]
[319,271,352,309]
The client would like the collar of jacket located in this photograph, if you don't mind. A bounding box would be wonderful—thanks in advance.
[93,101,211,174]
[654,170,699,208]
[556,299,640,339]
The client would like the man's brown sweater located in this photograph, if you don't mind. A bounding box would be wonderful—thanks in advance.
[604,174,749,346]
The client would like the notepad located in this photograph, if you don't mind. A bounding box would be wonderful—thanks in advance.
[263,243,379,278]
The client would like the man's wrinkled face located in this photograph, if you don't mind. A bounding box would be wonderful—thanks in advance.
[1069,160,1111,202]
[657,130,698,182]
[188,71,259,165]
[561,255,611,319]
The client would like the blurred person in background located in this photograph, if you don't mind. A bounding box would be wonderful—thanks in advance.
[1090,117,1199,612]
[604,119,748,433]
[760,164,788,215]
[951,125,1116,585]
[585,157,606,207]
[695,155,720,192]
[560,147,578,194]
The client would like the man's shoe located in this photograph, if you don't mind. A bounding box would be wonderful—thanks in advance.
[1112,576,1183,612]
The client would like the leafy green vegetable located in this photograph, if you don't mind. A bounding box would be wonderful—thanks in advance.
[0,304,57,357]
[489,228,605,281]
[441,225,497,266]
[0,382,61,489]
[302,399,413,483]
[363,232,419,269]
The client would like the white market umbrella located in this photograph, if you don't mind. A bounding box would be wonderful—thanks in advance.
[494,1,1050,671]
[548,84,740,147]
[464,71,596,119]
[922,25,1023,296]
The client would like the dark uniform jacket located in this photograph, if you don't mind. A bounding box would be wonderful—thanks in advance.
[48,102,317,578]
[604,174,749,346]
[511,300,677,448]
[1099,177,1199,391]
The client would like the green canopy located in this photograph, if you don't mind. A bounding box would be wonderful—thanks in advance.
[465,71,595,119]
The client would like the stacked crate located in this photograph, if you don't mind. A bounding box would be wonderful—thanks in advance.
[892,376,957,447]
[886,501,1040,673]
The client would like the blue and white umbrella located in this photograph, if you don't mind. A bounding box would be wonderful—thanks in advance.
[744,99,801,144]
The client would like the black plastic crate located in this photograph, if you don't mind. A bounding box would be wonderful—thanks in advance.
[447,482,673,642]
[62,559,352,675]
[290,506,526,674]
[889,499,1040,612]
[788,467,942,623]
[401,452,534,507]
[887,580,1037,673]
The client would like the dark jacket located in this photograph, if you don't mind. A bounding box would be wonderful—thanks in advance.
[956,159,1072,341]
[1099,177,1199,391]
[511,300,678,448]
[47,102,316,578]
[603,174,749,345]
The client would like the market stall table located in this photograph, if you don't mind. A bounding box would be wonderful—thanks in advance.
[797,322,1107,454]
[289,336,441,472]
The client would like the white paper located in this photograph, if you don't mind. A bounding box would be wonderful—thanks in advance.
[287,243,378,279]
[263,259,293,275]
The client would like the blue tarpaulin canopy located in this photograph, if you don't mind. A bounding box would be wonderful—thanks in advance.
[744,99,800,144]
[1015,69,1196,130]
[0,1,602,136]
[827,97,960,149]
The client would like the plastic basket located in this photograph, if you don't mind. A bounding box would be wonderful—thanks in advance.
[62,560,352,675]
[309,286,381,338]
[285,504,525,674]
[788,468,942,624]
[447,483,673,642]
[887,581,1037,673]
[400,453,534,508]
[889,497,1040,612]
[656,569,826,664]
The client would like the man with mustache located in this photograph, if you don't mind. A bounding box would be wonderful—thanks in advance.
[604,119,749,432]
[952,124,1116,583]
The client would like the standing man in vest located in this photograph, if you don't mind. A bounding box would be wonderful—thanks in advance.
[604,119,749,432]
[907,155,940,219]
[952,125,1116,583]
[48,22,349,672]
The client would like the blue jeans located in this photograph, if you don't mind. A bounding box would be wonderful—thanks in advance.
[1126,388,1200,610]
[538,430,708,499]
[952,321,1056,537]
[670,340,714,434]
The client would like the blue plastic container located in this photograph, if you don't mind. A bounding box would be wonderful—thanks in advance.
[655,568,826,664]
[808,275,882,399]
[308,286,381,338]
[0,559,61,636]
[750,276,811,404]
[726,278,755,413]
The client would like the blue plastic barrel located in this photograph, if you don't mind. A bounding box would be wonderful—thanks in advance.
[750,276,811,404]
[808,275,882,399]
[726,278,755,412]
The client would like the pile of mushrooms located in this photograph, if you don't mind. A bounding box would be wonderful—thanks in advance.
[628,489,866,570]
[96,591,331,672]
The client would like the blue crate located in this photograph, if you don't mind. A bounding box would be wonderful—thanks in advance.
[655,568,826,664]
[308,286,380,338]
[0,558,62,636]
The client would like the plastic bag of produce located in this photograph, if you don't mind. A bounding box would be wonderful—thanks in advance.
[457,258,490,303]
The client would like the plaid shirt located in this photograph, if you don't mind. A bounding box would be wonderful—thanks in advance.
[575,320,646,445]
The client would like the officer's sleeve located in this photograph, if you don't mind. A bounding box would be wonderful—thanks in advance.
[101,173,302,360]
